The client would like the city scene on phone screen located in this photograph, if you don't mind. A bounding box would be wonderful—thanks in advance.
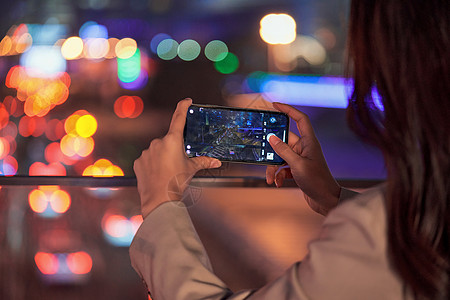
[184,106,288,164]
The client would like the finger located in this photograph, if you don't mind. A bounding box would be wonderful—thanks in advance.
[268,133,300,165]
[275,167,293,188]
[168,98,193,136]
[287,131,300,148]
[266,165,279,185]
[273,102,315,138]
[190,156,222,172]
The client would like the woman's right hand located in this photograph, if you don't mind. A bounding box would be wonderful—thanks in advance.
[266,102,341,216]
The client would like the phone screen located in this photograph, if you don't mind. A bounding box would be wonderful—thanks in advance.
[184,105,289,165]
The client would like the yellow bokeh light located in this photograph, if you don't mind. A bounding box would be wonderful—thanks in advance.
[82,159,124,177]
[49,189,71,213]
[29,189,47,213]
[75,114,97,137]
[61,36,84,60]
[260,13,297,45]
[115,38,137,59]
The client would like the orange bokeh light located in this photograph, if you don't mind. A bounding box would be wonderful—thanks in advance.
[6,66,71,118]
[114,96,144,118]
[35,252,59,275]
[103,215,128,238]
[28,186,71,214]
[66,251,93,274]
[0,137,11,160]
[82,159,124,177]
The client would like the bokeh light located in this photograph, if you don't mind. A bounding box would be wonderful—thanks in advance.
[115,38,137,59]
[214,53,239,74]
[20,46,66,78]
[84,38,109,59]
[0,138,10,160]
[204,40,228,62]
[102,212,143,246]
[66,251,93,275]
[260,13,297,45]
[29,162,67,176]
[79,21,108,40]
[150,33,171,54]
[117,48,141,83]
[75,115,98,138]
[114,96,144,118]
[35,252,59,275]
[82,159,124,177]
[61,37,84,60]
[105,38,119,58]
[28,186,71,217]
[177,39,201,61]
[0,156,18,176]
[18,116,46,137]
[157,39,178,60]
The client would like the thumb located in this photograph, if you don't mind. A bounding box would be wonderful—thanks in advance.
[190,156,222,172]
[268,134,299,165]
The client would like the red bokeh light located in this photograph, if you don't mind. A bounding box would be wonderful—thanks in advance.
[66,251,93,275]
[29,162,67,176]
[114,95,144,118]
[35,252,59,275]
[18,116,46,137]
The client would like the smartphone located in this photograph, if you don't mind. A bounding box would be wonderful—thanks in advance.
[184,104,289,165]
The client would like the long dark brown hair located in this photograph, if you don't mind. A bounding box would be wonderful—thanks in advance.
[346,1,449,299]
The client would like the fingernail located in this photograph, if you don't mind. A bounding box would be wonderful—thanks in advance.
[267,133,280,144]
[210,160,222,168]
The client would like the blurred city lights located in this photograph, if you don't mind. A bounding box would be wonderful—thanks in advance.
[117,48,141,83]
[157,38,178,60]
[45,119,65,141]
[204,40,228,62]
[18,116,46,137]
[105,38,119,58]
[35,252,59,275]
[35,251,92,280]
[28,186,71,217]
[118,69,148,90]
[0,24,33,56]
[84,38,109,59]
[82,159,124,177]
[292,35,327,65]
[115,38,137,59]
[214,52,239,74]
[0,138,10,160]
[29,161,67,176]
[75,115,98,138]
[177,39,201,61]
[102,212,142,246]
[20,46,66,78]
[0,156,18,176]
[260,13,297,45]
[61,37,84,60]
[66,251,93,274]
[150,33,171,54]
[79,21,108,40]
[114,96,144,118]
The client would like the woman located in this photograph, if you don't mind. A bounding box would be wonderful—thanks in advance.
[130,1,449,299]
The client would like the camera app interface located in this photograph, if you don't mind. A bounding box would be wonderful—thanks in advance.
[184,106,288,164]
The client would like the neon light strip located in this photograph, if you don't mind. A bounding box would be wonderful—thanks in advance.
[258,75,351,109]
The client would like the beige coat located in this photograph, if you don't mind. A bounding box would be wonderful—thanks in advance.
[130,186,411,299]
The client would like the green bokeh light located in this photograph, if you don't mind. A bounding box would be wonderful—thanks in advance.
[157,39,178,60]
[205,40,228,62]
[117,48,140,83]
[214,52,239,74]
[177,39,201,61]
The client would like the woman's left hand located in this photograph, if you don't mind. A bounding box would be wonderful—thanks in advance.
[133,98,222,219]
